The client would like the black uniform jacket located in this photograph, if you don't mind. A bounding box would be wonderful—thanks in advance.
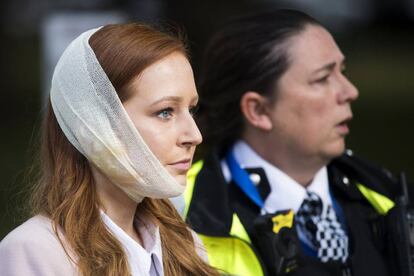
[186,149,401,276]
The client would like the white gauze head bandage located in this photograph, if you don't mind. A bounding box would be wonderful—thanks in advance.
[49,28,185,203]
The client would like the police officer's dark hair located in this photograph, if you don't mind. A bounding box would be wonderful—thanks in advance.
[197,9,321,149]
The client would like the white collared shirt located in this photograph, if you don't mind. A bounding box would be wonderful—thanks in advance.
[100,211,163,276]
[221,140,333,217]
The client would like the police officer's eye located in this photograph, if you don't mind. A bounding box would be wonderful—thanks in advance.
[315,75,329,83]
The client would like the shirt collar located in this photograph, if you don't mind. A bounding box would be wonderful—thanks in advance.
[231,140,332,214]
[100,210,163,275]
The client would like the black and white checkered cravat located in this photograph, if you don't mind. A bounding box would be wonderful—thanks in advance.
[296,191,349,263]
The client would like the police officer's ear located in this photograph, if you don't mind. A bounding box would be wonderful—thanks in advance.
[240,91,273,131]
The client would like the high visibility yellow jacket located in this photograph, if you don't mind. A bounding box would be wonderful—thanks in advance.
[184,149,398,276]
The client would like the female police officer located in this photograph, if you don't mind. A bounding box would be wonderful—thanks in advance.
[184,9,401,276]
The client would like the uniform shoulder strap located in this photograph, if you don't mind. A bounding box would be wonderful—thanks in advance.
[331,151,399,198]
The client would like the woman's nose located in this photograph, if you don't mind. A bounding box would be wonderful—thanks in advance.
[178,115,203,147]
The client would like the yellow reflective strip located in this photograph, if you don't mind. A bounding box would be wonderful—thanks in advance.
[356,183,395,215]
[183,160,204,219]
[199,234,264,276]
[230,213,251,244]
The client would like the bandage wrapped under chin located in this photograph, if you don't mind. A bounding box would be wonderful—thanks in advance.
[49,27,185,203]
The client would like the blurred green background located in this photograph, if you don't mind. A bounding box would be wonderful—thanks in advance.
[1,0,413,240]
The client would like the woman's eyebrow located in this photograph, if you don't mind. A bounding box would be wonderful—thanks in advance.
[149,96,182,106]
[150,95,199,106]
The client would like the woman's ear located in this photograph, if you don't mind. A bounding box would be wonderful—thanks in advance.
[240,91,273,131]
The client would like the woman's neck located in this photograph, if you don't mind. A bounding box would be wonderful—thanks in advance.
[91,165,143,245]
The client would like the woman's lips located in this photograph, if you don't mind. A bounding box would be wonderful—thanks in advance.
[168,159,191,172]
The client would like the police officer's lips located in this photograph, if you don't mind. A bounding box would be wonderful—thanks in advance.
[335,115,352,135]
[336,115,352,135]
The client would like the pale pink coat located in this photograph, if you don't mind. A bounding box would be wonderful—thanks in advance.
[0,216,78,275]
[0,215,208,276]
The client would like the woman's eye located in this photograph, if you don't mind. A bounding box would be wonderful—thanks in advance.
[189,105,199,116]
[156,108,173,120]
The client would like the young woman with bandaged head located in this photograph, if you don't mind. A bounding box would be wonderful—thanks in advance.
[0,23,219,276]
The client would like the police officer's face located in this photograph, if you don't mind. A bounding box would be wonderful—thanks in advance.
[267,25,358,163]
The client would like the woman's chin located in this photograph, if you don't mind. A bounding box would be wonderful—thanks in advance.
[173,174,187,186]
